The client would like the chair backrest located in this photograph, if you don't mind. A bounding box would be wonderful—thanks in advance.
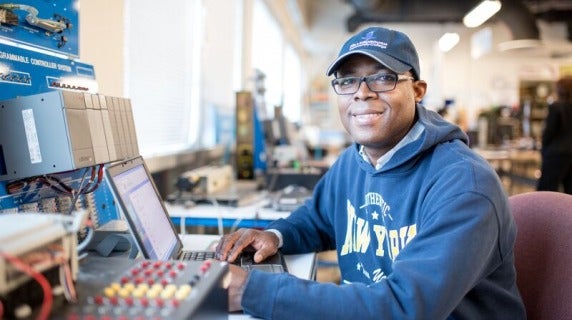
[509,191,572,320]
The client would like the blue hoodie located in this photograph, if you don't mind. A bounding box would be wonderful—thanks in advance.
[242,105,526,319]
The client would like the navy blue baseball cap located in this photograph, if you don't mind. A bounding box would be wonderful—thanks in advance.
[326,26,420,80]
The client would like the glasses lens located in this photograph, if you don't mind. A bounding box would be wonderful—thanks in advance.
[366,74,397,92]
[333,77,359,94]
[332,73,401,94]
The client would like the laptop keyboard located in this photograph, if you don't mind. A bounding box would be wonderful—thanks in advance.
[181,251,216,261]
[180,250,286,273]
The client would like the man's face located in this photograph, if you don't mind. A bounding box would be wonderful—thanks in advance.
[335,55,426,159]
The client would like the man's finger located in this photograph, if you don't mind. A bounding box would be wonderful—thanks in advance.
[216,230,243,260]
[228,232,255,262]
[253,242,278,263]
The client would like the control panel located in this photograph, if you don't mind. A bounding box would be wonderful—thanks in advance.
[60,257,229,320]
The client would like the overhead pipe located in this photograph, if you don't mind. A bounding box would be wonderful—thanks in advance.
[497,1,540,40]
[348,0,385,12]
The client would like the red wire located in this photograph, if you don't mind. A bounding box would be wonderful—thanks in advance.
[82,164,105,194]
[0,251,53,320]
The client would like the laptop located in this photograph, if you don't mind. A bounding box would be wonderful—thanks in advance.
[104,156,286,273]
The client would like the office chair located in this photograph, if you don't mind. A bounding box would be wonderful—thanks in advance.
[509,191,572,320]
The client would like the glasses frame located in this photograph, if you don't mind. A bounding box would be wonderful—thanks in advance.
[331,73,415,95]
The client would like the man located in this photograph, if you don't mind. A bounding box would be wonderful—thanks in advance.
[537,76,572,194]
[216,26,525,319]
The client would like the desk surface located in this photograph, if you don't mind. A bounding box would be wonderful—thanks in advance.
[166,201,289,221]
[166,198,292,231]
[474,147,540,162]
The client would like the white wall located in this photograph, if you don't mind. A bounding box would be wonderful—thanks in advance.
[79,0,124,97]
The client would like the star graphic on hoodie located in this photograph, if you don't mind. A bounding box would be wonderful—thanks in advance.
[371,211,379,220]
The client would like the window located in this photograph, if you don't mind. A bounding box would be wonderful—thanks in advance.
[251,0,284,119]
[124,0,203,156]
[251,0,304,124]
[283,44,302,122]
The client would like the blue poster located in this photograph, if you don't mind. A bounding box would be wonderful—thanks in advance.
[0,42,96,100]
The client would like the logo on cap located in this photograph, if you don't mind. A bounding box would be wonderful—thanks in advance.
[349,31,388,51]
[362,31,376,41]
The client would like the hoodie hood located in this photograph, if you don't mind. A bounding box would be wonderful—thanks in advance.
[354,104,469,173]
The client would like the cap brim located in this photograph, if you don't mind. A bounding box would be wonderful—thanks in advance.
[326,49,412,76]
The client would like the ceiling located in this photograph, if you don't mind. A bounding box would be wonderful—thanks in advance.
[344,0,572,40]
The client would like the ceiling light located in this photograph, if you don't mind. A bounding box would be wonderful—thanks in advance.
[463,0,502,28]
[439,33,460,52]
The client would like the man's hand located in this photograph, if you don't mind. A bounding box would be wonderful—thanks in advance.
[227,264,248,312]
[216,228,280,263]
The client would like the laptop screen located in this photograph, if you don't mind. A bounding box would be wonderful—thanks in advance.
[105,156,182,260]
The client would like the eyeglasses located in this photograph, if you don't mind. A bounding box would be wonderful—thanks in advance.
[331,73,415,95]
